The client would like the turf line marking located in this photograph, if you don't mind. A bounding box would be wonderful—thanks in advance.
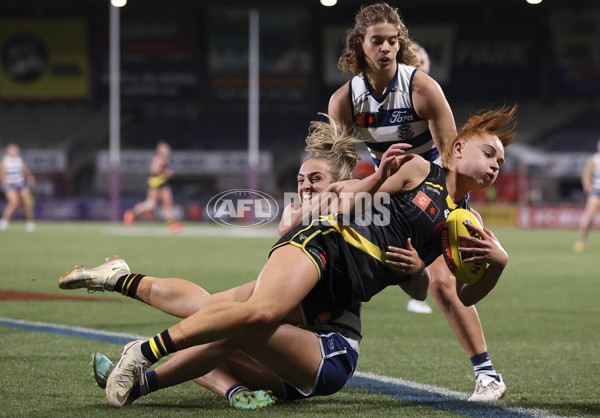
[348,372,563,418]
[103,225,278,239]
[0,316,146,345]
[0,316,563,417]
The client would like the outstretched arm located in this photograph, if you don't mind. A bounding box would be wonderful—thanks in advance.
[278,180,358,236]
[338,143,415,213]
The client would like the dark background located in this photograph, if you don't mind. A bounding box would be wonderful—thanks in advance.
[0,0,598,200]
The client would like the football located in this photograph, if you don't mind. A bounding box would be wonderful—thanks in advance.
[441,208,486,284]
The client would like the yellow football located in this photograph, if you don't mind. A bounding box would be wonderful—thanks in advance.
[441,208,487,284]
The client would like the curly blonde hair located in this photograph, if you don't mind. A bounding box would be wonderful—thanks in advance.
[337,2,420,76]
[441,106,518,167]
[304,114,362,181]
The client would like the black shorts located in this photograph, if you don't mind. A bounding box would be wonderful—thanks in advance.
[270,218,356,326]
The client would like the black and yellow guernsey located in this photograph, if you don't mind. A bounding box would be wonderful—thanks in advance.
[271,163,469,326]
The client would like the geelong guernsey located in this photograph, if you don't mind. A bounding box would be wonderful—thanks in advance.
[2,155,26,186]
[592,154,600,192]
[349,63,437,165]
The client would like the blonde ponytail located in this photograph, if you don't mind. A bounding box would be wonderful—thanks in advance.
[304,114,362,181]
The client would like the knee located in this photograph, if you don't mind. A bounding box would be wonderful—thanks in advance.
[428,268,457,305]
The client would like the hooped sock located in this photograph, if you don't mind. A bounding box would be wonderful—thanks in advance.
[226,384,250,404]
[140,330,176,363]
[470,351,500,382]
[113,274,145,298]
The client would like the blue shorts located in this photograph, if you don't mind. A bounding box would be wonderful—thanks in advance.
[283,331,359,400]
[2,181,28,193]
[589,189,600,198]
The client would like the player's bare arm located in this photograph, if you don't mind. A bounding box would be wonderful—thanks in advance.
[339,144,413,204]
[278,182,357,236]
[398,266,430,302]
[23,163,35,186]
[377,153,429,196]
[581,156,594,194]
[278,202,302,236]
[412,71,457,151]
[328,82,355,136]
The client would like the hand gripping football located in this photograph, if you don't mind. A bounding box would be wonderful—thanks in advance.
[441,209,486,284]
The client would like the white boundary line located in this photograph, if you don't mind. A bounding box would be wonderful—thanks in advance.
[102,225,278,238]
[350,371,564,418]
[0,316,563,417]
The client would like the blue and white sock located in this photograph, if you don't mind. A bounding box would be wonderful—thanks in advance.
[226,384,250,405]
[470,351,500,382]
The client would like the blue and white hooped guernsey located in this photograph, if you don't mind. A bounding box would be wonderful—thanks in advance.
[1,155,26,186]
[592,153,600,192]
[349,63,438,166]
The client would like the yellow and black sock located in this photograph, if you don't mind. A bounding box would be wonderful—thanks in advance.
[114,274,145,299]
[141,330,176,363]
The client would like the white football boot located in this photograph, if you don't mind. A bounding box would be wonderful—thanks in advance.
[468,374,507,401]
[105,340,151,408]
[406,298,433,314]
[58,257,129,291]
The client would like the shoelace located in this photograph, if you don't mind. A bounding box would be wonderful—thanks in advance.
[487,381,500,390]
[475,378,499,394]
[115,361,144,389]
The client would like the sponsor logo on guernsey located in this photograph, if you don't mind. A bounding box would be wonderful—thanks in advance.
[356,113,366,127]
[425,182,443,195]
[355,113,378,128]
[389,110,415,124]
[412,191,440,221]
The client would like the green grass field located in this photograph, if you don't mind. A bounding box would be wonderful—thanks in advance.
[0,221,599,417]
